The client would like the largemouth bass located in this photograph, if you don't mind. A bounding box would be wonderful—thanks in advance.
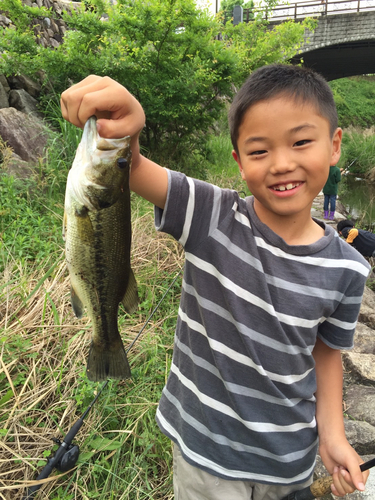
[63,116,138,382]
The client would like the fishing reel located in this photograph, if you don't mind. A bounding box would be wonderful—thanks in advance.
[50,437,80,473]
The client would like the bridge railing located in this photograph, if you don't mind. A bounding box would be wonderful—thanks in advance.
[240,0,375,22]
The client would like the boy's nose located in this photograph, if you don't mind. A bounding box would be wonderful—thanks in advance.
[270,150,296,175]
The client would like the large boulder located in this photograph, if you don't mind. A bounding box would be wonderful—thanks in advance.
[0,82,9,108]
[0,107,49,164]
[6,74,41,98]
[8,89,43,117]
[345,385,375,428]
[358,286,375,329]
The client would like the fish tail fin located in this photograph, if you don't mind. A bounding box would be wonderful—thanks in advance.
[86,340,131,382]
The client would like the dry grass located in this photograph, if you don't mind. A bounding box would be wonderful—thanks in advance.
[0,200,183,500]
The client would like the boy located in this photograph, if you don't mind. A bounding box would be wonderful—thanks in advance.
[323,164,341,220]
[61,64,370,499]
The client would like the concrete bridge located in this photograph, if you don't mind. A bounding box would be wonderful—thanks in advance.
[243,0,375,80]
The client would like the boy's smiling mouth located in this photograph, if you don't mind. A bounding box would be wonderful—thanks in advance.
[271,182,303,192]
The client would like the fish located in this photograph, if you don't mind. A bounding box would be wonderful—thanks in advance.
[63,116,138,382]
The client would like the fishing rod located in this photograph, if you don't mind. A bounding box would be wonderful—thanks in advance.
[281,457,375,500]
[23,267,182,499]
[23,380,108,499]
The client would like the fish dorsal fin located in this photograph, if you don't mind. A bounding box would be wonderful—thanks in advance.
[122,269,139,314]
[70,286,85,318]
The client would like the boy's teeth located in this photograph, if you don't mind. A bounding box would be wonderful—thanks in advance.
[275,183,297,191]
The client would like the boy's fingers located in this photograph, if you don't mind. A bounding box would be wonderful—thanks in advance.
[60,76,145,138]
[60,76,121,127]
[337,465,367,494]
[61,75,103,126]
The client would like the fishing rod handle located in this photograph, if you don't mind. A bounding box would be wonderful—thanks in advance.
[281,475,333,500]
[22,462,55,499]
[282,458,375,500]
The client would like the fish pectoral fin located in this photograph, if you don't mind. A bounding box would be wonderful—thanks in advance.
[70,286,85,318]
[76,210,95,244]
[121,269,139,314]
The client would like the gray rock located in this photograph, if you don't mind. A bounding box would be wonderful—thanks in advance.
[0,75,10,94]
[7,74,41,98]
[0,107,49,164]
[358,287,375,330]
[0,82,9,108]
[353,323,375,354]
[343,352,375,383]
[344,419,375,455]
[8,89,43,117]
[345,385,375,428]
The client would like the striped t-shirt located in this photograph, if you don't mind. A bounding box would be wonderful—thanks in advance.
[154,170,370,485]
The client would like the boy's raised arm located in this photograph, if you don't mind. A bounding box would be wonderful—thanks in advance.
[60,75,168,208]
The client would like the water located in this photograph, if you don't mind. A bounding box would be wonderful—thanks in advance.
[339,175,375,229]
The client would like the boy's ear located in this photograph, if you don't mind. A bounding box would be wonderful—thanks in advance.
[330,127,342,166]
[232,150,246,180]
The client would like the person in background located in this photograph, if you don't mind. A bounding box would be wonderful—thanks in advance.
[323,164,341,220]
[337,219,375,258]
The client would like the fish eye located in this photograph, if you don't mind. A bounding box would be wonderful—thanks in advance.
[117,158,128,169]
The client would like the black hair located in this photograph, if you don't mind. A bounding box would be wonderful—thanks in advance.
[337,219,355,233]
[228,64,338,155]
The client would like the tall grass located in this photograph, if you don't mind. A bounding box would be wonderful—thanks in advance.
[0,198,182,499]
[338,128,375,176]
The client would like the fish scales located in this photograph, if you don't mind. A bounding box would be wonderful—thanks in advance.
[64,116,138,381]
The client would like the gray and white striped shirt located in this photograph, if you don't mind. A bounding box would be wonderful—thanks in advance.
[155,170,369,485]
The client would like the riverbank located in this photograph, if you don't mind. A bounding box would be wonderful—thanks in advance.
[310,192,375,499]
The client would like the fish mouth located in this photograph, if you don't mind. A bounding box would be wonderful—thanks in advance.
[81,116,98,151]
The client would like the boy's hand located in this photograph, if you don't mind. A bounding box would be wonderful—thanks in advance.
[319,439,369,496]
[60,75,145,140]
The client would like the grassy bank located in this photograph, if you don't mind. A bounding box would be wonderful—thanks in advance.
[0,195,184,499]
[0,114,188,499]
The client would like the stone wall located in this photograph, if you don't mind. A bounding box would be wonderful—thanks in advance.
[0,0,80,48]
[0,0,80,174]
[299,11,375,52]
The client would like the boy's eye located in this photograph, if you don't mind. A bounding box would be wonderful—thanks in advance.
[294,139,311,147]
[250,150,267,156]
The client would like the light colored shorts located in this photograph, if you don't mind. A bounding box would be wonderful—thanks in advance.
[173,445,313,500]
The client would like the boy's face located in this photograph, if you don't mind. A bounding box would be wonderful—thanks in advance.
[232,96,342,227]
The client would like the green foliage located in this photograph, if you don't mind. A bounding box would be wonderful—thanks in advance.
[222,17,316,84]
[0,0,310,172]
[338,130,375,176]
[0,173,63,272]
[330,76,375,129]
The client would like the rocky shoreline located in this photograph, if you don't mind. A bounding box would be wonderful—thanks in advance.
[310,193,375,499]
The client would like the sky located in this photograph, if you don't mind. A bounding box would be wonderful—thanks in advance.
[196,0,218,15]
